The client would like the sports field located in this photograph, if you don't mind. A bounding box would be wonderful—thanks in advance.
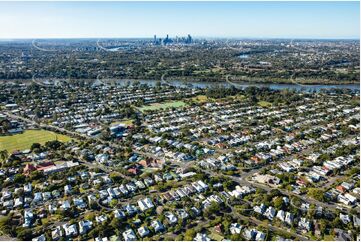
[138,101,187,112]
[0,129,72,153]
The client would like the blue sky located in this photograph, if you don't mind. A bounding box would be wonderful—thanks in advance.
[0,1,359,39]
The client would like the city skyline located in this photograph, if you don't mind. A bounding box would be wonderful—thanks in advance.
[0,1,359,39]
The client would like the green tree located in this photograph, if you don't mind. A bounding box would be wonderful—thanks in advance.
[30,143,41,151]
[16,228,33,240]
[14,174,26,184]
[273,196,284,210]
[0,150,9,162]
[307,188,325,202]
[0,215,12,236]
[184,228,196,241]
[109,199,118,208]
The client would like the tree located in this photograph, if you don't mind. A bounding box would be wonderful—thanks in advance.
[204,202,221,217]
[110,217,124,230]
[16,228,33,240]
[109,173,123,183]
[332,217,344,229]
[184,228,196,241]
[307,188,325,202]
[45,140,62,150]
[28,170,44,181]
[0,150,9,162]
[109,199,118,208]
[175,234,184,240]
[269,189,282,198]
[230,233,242,241]
[223,180,236,191]
[0,215,12,236]
[30,143,41,151]
[222,219,231,234]
[273,197,284,210]
[13,174,26,183]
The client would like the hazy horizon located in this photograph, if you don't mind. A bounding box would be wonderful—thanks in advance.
[0,36,360,41]
[0,1,359,39]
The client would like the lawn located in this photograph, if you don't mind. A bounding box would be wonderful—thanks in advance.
[258,100,272,107]
[111,119,133,126]
[323,235,334,241]
[0,129,72,153]
[208,228,224,241]
[138,101,187,112]
[191,95,210,103]
[232,94,246,100]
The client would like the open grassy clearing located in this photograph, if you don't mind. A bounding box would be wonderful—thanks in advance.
[0,129,72,153]
[190,95,211,103]
[258,100,272,107]
[208,227,224,241]
[232,94,246,100]
[323,235,334,241]
[138,101,187,112]
[111,119,133,126]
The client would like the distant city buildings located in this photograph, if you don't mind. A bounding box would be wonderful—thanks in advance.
[153,34,193,46]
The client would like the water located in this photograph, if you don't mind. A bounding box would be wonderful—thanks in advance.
[116,79,360,93]
[239,54,249,59]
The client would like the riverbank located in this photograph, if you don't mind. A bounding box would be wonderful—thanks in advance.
[162,76,359,85]
[1,78,359,93]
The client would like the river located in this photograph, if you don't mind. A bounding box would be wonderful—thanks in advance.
[116,79,360,92]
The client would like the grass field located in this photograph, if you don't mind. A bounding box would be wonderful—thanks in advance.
[232,94,246,100]
[111,119,133,126]
[258,100,272,107]
[0,129,72,153]
[191,95,210,103]
[138,101,187,112]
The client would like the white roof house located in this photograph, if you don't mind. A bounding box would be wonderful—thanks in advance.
[264,207,276,220]
[137,226,150,238]
[96,215,108,223]
[165,212,178,224]
[298,217,311,231]
[194,233,210,241]
[114,209,126,219]
[230,223,243,234]
[62,224,78,237]
[138,197,154,211]
[151,220,164,233]
[51,226,63,240]
[23,210,34,227]
[79,220,93,234]
[276,210,285,222]
[255,231,266,241]
[285,212,294,225]
[122,229,137,241]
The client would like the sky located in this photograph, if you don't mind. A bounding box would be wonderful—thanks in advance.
[0,1,359,39]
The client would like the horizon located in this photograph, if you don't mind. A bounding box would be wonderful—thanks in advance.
[0,36,360,41]
[0,1,359,39]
